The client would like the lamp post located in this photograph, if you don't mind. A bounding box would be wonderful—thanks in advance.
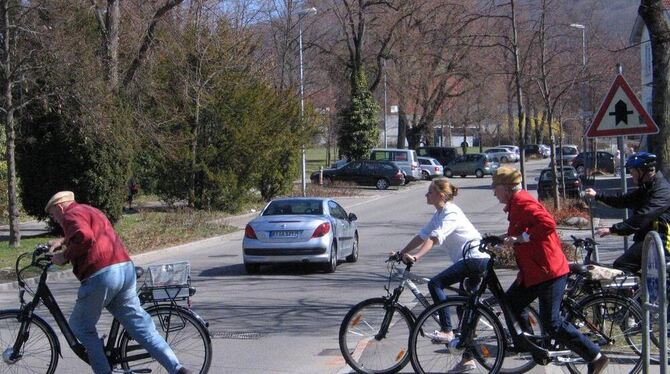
[570,23,588,156]
[383,59,388,148]
[298,7,317,197]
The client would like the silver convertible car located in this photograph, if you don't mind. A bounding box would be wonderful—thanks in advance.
[242,198,359,274]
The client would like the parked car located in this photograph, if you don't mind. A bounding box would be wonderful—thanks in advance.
[536,166,582,200]
[571,151,615,176]
[554,145,579,166]
[242,198,358,274]
[443,153,499,178]
[498,145,520,155]
[310,160,404,190]
[539,144,551,158]
[416,146,459,170]
[418,157,443,179]
[483,147,518,163]
[523,144,545,158]
[370,148,421,182]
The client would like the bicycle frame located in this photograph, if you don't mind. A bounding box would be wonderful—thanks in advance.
[458,240,621,366]
[10,265,155,368]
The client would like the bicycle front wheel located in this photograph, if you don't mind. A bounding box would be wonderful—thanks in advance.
[339,297,414,374]
[119,305,212,374]
[410,299,505,374]
[0,310,58,374]
[564,295,642,374]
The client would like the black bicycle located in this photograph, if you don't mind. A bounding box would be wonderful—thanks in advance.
[339,252,542,374]
[0,244,212,373]
[409,236,644,374]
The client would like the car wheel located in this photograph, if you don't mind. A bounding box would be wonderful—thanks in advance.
[475,169,484,178]
[324,241,337,273]
[376,178,390,190]
[244,263,260,274]
[421,170,430,180]
[323,176,333,185]
[346,234,359,263]
[500,156,508,163]
[445,169,453,178]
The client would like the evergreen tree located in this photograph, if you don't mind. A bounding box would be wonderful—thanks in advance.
[338,69,380,160]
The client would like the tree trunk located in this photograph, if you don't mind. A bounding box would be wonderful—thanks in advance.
[510,0,526,188]
[640,1,670,174]
[1,0,19,247]
[105,0,120,90]
[397,106,407,147]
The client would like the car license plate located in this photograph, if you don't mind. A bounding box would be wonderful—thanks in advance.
[270,230,301,238]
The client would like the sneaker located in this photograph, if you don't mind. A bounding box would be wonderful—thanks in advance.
[427,330,454,343]
[447,359,477,373]
[176,368,193,374]
[587,354,609,374]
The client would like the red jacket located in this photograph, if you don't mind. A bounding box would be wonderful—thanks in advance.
[505,190,569,287]
[61,202,131,281]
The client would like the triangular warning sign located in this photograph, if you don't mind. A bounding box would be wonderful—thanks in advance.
[586,74,659,138]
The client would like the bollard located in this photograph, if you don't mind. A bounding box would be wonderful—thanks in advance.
[319,166,323,185]
[642,231,668,373]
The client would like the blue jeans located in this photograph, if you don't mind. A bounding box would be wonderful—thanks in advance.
[428,258,489,331]
[506,275,600,362]
[69,261,183,374]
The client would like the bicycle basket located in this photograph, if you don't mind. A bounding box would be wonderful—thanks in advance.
[145,262,191,302]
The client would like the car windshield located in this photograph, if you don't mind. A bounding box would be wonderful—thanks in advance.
[540,169,577,181]
[562,147,578,155]
[263,200,324,216]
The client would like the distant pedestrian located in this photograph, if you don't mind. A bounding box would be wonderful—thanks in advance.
[614,149,621,176]
[127,179,139,211]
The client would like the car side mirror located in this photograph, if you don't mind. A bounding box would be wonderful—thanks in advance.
[348,213,358,222]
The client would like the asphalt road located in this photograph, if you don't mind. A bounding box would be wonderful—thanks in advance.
[0,159,640,373]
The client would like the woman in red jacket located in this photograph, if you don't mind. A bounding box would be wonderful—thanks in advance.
[491,167,608,374]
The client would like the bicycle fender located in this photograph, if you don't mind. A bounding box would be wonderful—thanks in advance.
[143,305,211,343]
[0,309,63,358]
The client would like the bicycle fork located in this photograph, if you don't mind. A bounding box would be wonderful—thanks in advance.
[2,308,34,364]
[374,288,404,340]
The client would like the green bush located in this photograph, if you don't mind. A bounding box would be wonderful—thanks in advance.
[16,96,131,222]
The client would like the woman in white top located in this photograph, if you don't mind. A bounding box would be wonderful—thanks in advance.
[397,177,489,371]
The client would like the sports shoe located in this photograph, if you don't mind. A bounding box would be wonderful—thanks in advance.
[587,354,609,374]
[447,359,477,373]
[426,330,454,343]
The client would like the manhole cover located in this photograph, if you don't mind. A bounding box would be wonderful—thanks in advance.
[209,330,265,340]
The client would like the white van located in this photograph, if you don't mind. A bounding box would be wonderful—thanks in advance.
[370,148,421,182]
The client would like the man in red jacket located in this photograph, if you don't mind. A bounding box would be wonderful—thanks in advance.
[492,167,608,374]
[46,191,191,374]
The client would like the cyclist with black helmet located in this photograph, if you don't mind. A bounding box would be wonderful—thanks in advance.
[584,151,670,273]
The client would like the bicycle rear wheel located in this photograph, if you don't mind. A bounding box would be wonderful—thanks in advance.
[564,295,642,374]
[119,305,212,374]
[0,310,58,374]
[338,297,414,374]
[409,299,505,374]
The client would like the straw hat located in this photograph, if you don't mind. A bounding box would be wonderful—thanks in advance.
[45,191,75,212]
[492,166,522,186]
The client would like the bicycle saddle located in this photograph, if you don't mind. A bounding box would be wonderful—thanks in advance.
[568,263,590,276]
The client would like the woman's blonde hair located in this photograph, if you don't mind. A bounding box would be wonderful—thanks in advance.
[432,177,458,201]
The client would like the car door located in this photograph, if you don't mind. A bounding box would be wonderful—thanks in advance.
[328,200,351,253]
[450,156,465,174]
[358,162,377,185]
[338,161,362,183]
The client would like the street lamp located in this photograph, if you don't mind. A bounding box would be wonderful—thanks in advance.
[298,7,317,197]
[570,23,588,155]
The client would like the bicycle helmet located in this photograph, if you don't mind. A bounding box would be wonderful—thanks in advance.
[625,151,657,170]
